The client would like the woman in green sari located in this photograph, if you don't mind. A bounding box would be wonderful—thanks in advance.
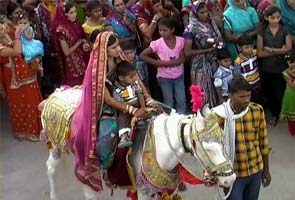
[277,0,295,44]
[223,0,260,60]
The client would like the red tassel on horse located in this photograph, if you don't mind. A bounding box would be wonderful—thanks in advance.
[189,85,204,112]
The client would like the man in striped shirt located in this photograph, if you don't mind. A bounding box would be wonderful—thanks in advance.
[213,77,271,200]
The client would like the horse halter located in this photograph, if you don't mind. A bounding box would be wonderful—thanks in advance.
[163,113,234,183]
[189,113,234,183]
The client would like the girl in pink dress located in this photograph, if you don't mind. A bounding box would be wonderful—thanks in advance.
[140,18,187,113]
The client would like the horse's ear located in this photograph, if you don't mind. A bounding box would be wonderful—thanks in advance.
[201,104,211,117]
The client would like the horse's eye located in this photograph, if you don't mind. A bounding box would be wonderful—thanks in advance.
[205,148,211,152]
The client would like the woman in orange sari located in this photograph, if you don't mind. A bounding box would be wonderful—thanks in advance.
[0,23,43,141]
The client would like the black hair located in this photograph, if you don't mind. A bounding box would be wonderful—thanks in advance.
[116,61,136,77]
[228,76,251,94]
[6,2,21,18]
[192,2,207,17]
[152,0,162,5]
[262,5,282,28]
[112,0,124,6]
[120,40,136,51]
[158,17,174,29]
[107,34,119,46]
[90,32,118,46]
[86,0,102,12]
[264,5,281,17]
[238,34,253,46]
[89,29,104,43]
[64,1,75,14]
[216,48,231,60]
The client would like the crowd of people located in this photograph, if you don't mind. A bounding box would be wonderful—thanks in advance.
[1,0,295,199]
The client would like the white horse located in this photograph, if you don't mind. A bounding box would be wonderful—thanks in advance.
[41,88,236,200]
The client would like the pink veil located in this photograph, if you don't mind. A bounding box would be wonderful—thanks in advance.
[70,32,114,191]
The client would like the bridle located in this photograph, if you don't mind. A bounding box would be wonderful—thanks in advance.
[163,115,234,200]
[190,117,234,200]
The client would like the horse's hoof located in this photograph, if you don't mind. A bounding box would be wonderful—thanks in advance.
[49,193,58,200]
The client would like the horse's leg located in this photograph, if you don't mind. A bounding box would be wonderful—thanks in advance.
[46,148,61,200]
[82,184,97,200]
[130,121,148,200]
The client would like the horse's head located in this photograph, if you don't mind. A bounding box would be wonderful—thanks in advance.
[189,106,236,187]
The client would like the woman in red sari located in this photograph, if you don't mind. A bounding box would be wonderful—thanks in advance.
[0,23,43,141]
[136,0,175,47]
[51,1,89,87]
[181,0,226,28]
[4,2,23,37]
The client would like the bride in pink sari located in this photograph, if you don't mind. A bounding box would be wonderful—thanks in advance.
[70,31,152,191]
[51,1,89,86]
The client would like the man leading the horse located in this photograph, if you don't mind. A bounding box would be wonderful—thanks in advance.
[213,76,271,200]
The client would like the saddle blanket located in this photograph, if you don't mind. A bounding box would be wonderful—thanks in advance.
[41,87,82,150]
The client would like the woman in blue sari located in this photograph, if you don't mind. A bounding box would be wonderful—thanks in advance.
[277,0,295,44]
[223,0,260,60]
[106,0,137,42]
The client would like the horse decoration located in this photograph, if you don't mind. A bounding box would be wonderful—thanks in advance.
[39,86,81,151]
[39,85,236,200]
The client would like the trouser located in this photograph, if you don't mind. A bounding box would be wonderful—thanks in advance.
[225,171,262,200]
[157,75,187,114]
[261,72,286,118]
[251,87,264,105]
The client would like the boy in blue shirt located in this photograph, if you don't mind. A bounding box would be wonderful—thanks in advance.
[214,48,239,104]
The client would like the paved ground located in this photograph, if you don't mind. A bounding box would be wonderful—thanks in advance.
[1,99,295,200]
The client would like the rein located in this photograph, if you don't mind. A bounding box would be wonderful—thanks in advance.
[162,115,234,199]
[191,118,233,175]
[215,183,233,200]
[190,117,234,200]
